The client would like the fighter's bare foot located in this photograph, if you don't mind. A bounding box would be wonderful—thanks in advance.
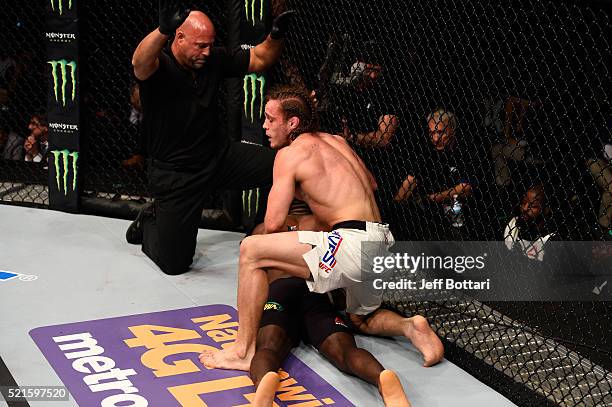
[252,372,279,407]
[403,315,444,367]
[379,370,411,407]
[198,345,253,371]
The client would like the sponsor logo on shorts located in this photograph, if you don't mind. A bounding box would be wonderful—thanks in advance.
[318,231,343,273]
[263,301,284,312]
[334,317,348,328]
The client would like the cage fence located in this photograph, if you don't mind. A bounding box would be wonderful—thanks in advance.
[1,0,611,405]
[0,0,49,207]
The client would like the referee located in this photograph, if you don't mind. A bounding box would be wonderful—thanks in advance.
[126,0,294,275]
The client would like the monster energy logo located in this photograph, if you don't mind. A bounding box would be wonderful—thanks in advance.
[48,59,77,107]
[50,0,73,15]
[51,150,78,195]
[243,188,260,217]
[245,0,264,24]
[243,73,266,122]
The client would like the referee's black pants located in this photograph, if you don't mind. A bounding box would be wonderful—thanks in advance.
[142,142,275,275]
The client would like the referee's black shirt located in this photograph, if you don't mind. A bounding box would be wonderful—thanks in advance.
[139,44,250,169]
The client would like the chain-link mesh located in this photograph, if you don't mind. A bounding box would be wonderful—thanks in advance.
[0,0,48,206]
[1,0,611,405]
[283,0,611,406]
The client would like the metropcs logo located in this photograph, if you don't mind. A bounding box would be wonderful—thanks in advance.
[243,73,265,122]
[50,0,73,15]
[51,150,78,195]
[245,0,264,24]
[48,59,77,107]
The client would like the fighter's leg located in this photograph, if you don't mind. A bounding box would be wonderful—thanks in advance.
[249,325,294,407]
[250,325,293,386]
[318,332,383,385]
[201,232,312,370]
[318,333,411,407]
[348,309,444,367]
[249,277,302,384]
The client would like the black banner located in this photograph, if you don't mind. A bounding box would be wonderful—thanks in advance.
[46,0,79,212]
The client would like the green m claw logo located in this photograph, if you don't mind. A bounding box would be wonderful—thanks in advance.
[50,0,73,15]
[243,188,260,217]
[51,150,78,195]
[243,73,266,122]
[48,59,77,107]
[245,0,264,25]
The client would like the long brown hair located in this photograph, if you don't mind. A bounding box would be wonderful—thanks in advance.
[265,84,319,140]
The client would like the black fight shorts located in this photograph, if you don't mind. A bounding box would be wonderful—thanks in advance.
[260,277,352,349]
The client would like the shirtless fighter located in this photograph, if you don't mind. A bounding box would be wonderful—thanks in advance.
[200,85,442,377]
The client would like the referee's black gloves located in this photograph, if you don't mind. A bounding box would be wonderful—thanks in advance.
[270,10,296,40]
[159,0,190,35]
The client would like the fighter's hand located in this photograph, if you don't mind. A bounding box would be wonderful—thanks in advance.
[159,0,190,36]
[270,10,296,40]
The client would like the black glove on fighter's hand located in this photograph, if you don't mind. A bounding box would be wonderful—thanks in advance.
[159,0,190,36]
[270,10,296,40]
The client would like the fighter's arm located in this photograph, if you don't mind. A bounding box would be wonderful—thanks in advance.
[264,149,298,233]
[248,11,295,73]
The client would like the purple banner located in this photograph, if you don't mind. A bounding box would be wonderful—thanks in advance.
[30,305,353,406]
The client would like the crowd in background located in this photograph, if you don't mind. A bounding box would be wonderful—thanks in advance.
[0,2,610,251]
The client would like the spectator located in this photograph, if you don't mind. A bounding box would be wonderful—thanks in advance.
[330,56,400,147]
[490,96,542,187]
[0,51,17,108]
[503,183,557,261]
[27,113,48,157]
[24,135,42,162]
[0,122,23,160]
[587,143,612,232]
[22,114,48,162]
[122,83,146,169]
[394,109,475,239]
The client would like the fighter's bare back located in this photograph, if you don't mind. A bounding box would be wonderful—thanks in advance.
[267,132,381,229]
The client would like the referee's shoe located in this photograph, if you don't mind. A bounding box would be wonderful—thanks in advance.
[126,202,154,244]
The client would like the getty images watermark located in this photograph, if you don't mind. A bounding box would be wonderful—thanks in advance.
[361,241,612,301]
[371,251,491,291]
